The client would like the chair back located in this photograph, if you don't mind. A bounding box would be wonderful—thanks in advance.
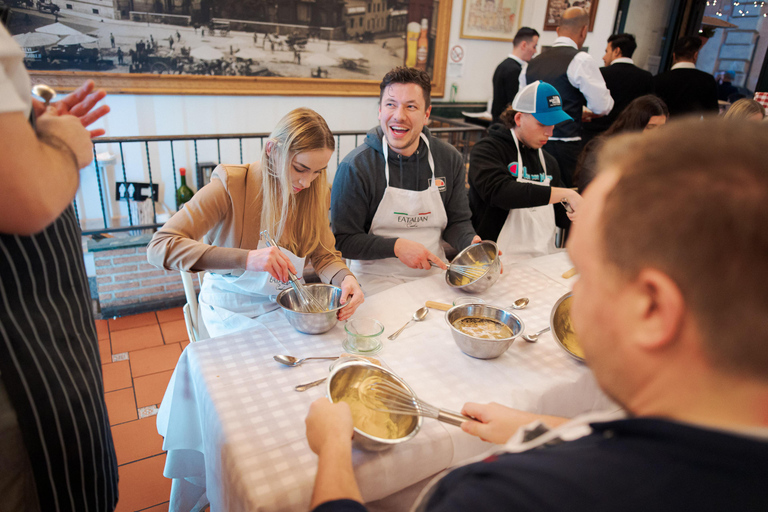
[181,271,208,342]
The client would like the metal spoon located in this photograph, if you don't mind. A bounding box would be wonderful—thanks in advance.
[523,326,551,343]
[388,306,429,340]
[295,377,327,392]
[274,355,338,367]
[509,297,529,310]
[32,84,56,107]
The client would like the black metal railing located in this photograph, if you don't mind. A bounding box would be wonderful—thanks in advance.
[81,118,485,236]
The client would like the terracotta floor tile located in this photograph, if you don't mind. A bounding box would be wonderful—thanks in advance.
[113,454,171,512]
[156,307,184,324]
[109,312,159,332]
[95,319,110,340]
[111,325,164,354]
[105,388,137,425]
[102,360,132,392]
[134,370,173,408]
[98,338,112,365]
[130,344,182,378]
[181,340,190,352]
[140,503,169,512]
[111,417,164,465]
[160,319,188,344]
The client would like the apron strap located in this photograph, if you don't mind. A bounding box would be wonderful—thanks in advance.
[510,128,548,183]
[382,132,436,185]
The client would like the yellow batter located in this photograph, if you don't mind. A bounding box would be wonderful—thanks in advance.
[337,377,413,440]
[453,317,513,339]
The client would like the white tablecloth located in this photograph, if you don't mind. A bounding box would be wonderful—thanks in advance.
[157,253,614,512]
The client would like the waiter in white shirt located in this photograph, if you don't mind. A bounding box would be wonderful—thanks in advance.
[526,6,614,187]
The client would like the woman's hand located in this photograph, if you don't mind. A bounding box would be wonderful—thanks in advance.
[337,275,364,321]
[245,247,297,282]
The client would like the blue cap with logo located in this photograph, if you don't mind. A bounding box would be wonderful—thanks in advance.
[511,80,573,126]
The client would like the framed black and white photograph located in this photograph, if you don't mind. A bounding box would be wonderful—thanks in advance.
[4,0,452,96]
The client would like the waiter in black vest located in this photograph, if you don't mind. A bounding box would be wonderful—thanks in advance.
[491,27,539,123]
[526,7,613,188]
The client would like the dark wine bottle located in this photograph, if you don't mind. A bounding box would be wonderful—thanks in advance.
[176,167,195,210]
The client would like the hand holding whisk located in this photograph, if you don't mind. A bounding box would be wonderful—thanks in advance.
[260,230,326,313]
[359,378,475,427]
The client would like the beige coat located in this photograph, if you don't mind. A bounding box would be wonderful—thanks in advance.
[147,163,351,285]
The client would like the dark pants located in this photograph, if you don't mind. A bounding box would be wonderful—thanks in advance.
[542,139,582,188]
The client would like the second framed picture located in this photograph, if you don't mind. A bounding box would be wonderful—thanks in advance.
[460,0,525,42]
[543,0,600,32]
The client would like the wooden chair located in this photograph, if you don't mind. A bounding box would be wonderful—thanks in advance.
[180,271,209,342]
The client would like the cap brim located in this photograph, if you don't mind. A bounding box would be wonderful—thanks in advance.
[532,110,573,126]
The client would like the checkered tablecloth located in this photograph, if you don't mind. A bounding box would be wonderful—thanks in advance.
[157,253,614,512]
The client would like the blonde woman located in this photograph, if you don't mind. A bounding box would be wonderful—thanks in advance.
[723,98,765,121]
[148,108,364,338]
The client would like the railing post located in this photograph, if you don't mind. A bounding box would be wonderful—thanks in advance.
[93,145,108,229]
[170,141,178,210]
[118,142,133,227]
[144,141,158,224]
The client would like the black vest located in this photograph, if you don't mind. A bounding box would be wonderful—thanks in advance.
[527,46,583,138]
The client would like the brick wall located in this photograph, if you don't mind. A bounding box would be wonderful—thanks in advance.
[94,245,198,310]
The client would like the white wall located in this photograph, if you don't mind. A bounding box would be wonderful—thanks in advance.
[79,0,619,225]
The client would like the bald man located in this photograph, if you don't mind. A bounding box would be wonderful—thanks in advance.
[526,7,613,187]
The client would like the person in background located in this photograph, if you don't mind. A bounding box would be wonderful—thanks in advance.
[653,36,719,117]
[1,21,118,512]
[716,70,739,102]
[575,94,668,192]
[723,98,765,121]
[147,108,364,338]
[303,118,768,512]
[526,6,614,187]
[583,33,654,143]
[330,67,480,296]
[469,81,579,263]
[491,27,539,123]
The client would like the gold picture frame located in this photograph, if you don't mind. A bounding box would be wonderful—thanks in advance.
[16,0,452,96]
[459,0,524,42]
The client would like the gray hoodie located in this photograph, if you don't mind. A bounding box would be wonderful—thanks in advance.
[331,126,477,260]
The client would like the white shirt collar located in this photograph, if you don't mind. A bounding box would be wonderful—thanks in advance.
[671,62,697,70]
[553,36,579,50]
[508,54,526,67]
[611,57,634,65]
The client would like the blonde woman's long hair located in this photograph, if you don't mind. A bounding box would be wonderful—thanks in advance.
[261,108,335,257]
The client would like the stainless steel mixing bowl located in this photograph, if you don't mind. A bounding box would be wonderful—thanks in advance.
[276,283,343,334]
[327,360,422,451]
[445,304,524,359]
[445,241,502,293]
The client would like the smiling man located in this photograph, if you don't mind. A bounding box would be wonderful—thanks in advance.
[306,118,768,512]
[469,81,581,263]
[331,67,480,295]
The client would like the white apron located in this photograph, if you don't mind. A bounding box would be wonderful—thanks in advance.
[349,133,448,296]
[198,241,306,338]
[496,129,560,263]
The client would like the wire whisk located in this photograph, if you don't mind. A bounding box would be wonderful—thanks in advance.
[359,378,474,427]
[432,261,490,281]
[260,230,327,313]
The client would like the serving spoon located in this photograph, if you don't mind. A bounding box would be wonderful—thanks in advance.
[522,326,551,343]
[388,306,429,340]
[274,355,338,367]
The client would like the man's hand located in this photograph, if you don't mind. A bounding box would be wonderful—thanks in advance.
[245,246,297,282]
[338,275,364,321]
[394,238,447,270]
[471,235,482,245]
[35,110,96,169]
[460,402,540,444]
[306,398,354,455]
[33,80,109,138]
[550,188,583,221]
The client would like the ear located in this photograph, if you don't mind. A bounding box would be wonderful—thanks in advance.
[514,112,524,126]
[265,140,274,157]
[424,104,432,121]
[628,268,685,351]
[581,25,588,40]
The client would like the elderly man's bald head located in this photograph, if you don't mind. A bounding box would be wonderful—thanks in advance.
[557,7,589,47]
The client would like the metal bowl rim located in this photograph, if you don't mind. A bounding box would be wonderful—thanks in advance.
[276,283,345,314]
[444,304,524,341]
[326,359,423,445]
[549,292,585,363]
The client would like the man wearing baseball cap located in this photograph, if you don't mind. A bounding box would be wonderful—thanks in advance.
[467,81,583,262]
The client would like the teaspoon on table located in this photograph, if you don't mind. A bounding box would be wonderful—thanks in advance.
[273,355,338,367]
[509,297,529,310]
[523,326,551,343]
[388,306,429,340]
[295,377,327,392]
